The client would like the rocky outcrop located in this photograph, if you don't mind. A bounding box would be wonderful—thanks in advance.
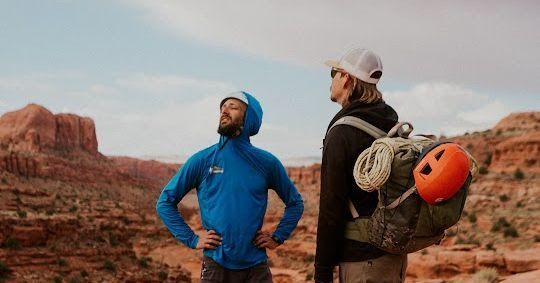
[110,156,179,183]
[287,164,320,186]
[0,104,98,155]
[450,111,540,173]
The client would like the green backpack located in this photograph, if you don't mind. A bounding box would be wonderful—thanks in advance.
[328,116,472,254]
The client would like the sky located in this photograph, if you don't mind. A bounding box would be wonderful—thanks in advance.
[1,0,539,163]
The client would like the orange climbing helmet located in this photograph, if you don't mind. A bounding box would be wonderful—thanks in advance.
[413,142,471,205]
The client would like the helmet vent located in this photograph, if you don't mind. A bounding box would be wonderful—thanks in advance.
[434,150,445,161]
[421,164,432,175]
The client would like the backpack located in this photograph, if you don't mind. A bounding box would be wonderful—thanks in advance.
[328,116,473,254]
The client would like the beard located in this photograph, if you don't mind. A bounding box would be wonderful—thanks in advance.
[217,121,243,137]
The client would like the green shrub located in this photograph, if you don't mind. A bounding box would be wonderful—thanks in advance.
[478,166,488,175]
[0,261,12,280]
[4,237,20,250]
[468,212,477,223]
[514,168,525,180]
[503,227,519,238]
[158,270,168,280]
[17,209,27,218]
[484,153,492,166]
[491,217,510,232]
[56,258,67,267]
[138,257,150,268]
[103,260,116,272]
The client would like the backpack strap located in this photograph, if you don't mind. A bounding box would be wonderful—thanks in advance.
[327,116,386,219]
[328,116,386,139]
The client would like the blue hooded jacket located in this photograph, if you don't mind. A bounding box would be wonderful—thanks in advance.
[156,91,304,269]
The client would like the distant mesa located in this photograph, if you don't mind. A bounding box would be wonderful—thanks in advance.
[0,103,98,155]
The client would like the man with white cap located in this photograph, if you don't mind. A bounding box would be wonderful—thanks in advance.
[315,48,407,282]
[156,91,304,283]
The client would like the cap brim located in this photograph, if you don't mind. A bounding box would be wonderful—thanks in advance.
[324,60,341,69]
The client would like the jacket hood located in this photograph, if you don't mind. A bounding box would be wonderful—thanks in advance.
[220,91,263,141]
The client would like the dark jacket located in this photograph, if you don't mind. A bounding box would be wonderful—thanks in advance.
[314,100,399,282]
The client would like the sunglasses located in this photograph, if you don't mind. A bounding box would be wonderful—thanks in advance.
[330,68,345,78]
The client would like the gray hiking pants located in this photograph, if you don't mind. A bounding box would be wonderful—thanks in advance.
[200,256,273,283]
[339,253,407,283]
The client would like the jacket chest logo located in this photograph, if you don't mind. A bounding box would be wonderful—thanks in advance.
[209,166,224,174]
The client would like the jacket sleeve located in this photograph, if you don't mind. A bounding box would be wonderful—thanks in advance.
[156,154,204,249]
[269,157,304,244]
[315,126,368,282]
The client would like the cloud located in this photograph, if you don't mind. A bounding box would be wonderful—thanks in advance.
[122,0,540,94]
[385,82,511,136]
[0,72,236,157]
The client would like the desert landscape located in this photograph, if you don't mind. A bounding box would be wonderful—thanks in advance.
[0,104,539,283]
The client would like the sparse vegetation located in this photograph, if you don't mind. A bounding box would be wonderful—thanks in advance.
[46,208,55,216]
[0,261,12,281]
[503,227,519,238]
[56,258,67,267]
[158,270,168,280]
[17,209,27,218]
[305,271,314,281]
[471,267,498,283]
[478,166,488,175]
[4,237,20,250]
[1,177,6,184]
[69,205,77,212]
[468,212,477,223]
[303,254,315,263]
[53,276,62,283]
[103,260,116,272]
[499,194,509,202]
[138,257,150,268]
[483,153,492,166]
[491,217,510,232]
[514,168,525,180]
[109,233,119,247]
[80,270,88,277]
[486,242,495,250]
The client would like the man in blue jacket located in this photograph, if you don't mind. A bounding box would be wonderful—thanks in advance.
[156,91,304,283]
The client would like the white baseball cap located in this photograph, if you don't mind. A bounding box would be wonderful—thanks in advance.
[325,48,383,84]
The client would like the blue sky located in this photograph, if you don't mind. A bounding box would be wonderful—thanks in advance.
[1,1,538,163]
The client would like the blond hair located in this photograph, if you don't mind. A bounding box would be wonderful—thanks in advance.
[349,77,383,104]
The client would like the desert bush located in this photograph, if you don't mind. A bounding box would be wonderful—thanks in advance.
[499,194,509,202]
[491,217,510,232]
[103,260,116,272]
[483,153,492,166]
[478,166,488,175]
[514,168,524,180]
[17,209,27,218]
[0,261,12,281]
[503,227,519,238]
[56,258,67,267]
[138,257,150,268]
[468,212,477,223]
[158,271,168,280]
[4,238,20,250]
[471,267,498,283]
